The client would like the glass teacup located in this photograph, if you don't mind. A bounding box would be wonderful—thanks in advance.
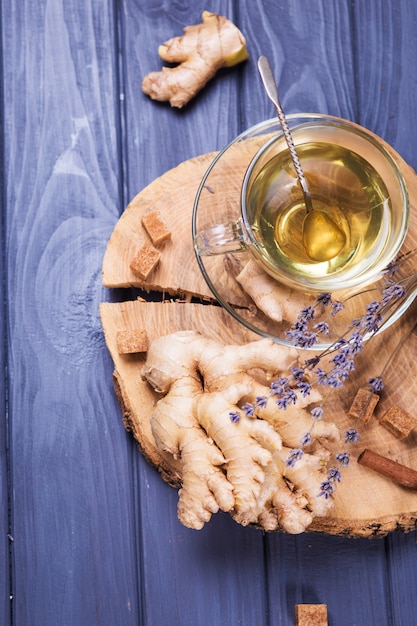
[194,115,409,293]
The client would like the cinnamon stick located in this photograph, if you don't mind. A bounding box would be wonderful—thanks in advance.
[357,449,417,489]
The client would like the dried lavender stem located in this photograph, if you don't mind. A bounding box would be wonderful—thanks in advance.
[379,316,417,379]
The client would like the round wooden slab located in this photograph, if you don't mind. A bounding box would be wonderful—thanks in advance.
[101,139,417,537]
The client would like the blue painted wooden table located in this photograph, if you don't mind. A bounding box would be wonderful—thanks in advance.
[2,1,417,624]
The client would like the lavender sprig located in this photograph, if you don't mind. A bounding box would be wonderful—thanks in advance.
[237,253,417,500]
[280,256,416,495]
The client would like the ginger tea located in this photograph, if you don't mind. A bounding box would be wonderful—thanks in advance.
[246,141,392,288]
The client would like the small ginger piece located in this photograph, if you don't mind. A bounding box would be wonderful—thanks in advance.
[130,242,161,280]
[295,604,328,626]
[380,404,417,440]
[236,260,314,323]
[348,387,379,425]
[142,11,248,108]
[116,329,148,354]
[142,210,171,246]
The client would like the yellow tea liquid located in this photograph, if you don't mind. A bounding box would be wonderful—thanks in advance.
[247,142,391,283]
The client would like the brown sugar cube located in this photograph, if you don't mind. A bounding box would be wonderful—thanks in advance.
[130,242,161,280]
[295,604,328,626]
[380,405,417,440]
[142,210,171,246]
[116,329,148,354]
[348,387,379,424]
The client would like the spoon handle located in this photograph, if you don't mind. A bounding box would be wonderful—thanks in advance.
[257,55,314,213]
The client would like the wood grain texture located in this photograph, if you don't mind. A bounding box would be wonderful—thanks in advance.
[100,300,417,537]
[119,0,243,194]
[102,152,217,295]
[3,0,417,624]
[237,0,358,127]
[0,72,10,623]
[3,1,140,623]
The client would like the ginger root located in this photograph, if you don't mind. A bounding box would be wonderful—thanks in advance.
[142,11,249,108]
[236,260,315,323]
[142,330,340,532]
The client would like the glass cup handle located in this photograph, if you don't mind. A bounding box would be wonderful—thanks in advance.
[194,218,249,256]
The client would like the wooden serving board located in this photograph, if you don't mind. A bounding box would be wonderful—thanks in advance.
[101,139,417,537]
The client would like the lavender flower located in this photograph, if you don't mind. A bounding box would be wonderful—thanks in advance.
[242,403,255,417]
[330,300,344,315]
[316,292,332,306]
[229,411,240,423]
[270,377,297,409]
[296,380,311,397]
[299,305,316,322]
[313,321,330,335]
[285,328,317,349]
[275,391,297,409]
[314,368,328,386]
[381,282,406,304]
[344,429,360,444]
[286,448,304,467]
[270,377,289,395]
[291,367,305,381]
[285,304,319,347]
[255,395,268,409]
[311,406,324,421]
[327,467,342,482]
[300,432,312,446]
[335,452,350,466]
[318,480,334,499]
[369,376,384,392]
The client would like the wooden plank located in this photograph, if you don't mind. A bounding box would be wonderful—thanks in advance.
[118,1,271,624]
[0,335,10,623]
[266,534,392,625]
[386,532,417,624]
[0,238,10,623]
[2,1,141,623]
[0,68,11,625]
[0,5,11,610]
[236,0,392,624]
[353,0,415,158]
[351,2,417,625]
[119,0,245,192]
[237,0,357,128]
